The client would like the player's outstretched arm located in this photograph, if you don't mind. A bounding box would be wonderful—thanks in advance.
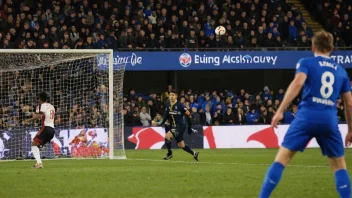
[342,92,352,147]
[271,72,307,128]
[184,109,195,134]
[278,72,307,113]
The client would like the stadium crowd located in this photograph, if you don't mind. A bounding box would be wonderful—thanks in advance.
[303,0,352,47]
[123,85,346,126]
[0,0,320,50]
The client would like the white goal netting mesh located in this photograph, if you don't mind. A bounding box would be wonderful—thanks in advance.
[0,52,126,160]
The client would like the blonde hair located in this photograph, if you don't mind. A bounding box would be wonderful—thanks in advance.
[312,30,334,53]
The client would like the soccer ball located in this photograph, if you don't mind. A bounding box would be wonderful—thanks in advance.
[215,26,226,36]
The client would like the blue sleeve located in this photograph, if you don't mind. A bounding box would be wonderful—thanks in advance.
[295,58,309,76]
[341,70,351,93]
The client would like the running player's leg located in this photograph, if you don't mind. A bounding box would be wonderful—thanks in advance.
[317,128,351,198]
[31,127,55,168]
[259,121,311,198]
[163,125,173,160]
[174,126,199,161]
[329,156,350,198]
[164,129,173,160]
[31,130,44,168]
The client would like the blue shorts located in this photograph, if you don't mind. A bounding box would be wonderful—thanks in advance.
[281,118,344,158]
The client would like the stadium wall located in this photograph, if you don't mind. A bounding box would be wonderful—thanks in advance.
[120,51,352,93]
[1,125,349,159]
[110,51,352,70]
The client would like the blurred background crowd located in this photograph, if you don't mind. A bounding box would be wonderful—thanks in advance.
[122,85,346,127]
[0,0,349,50]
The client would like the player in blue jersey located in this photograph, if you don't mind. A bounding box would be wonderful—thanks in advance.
[154,89,199,161]
[259,30,352,198]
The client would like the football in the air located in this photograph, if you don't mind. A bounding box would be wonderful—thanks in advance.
[215,26,226,36]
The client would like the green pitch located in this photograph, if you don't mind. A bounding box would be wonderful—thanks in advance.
[1,149,352,198]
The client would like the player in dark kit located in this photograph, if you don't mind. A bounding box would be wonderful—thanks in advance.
[154,89,199,161]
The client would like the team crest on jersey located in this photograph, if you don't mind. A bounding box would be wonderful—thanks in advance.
[175,106,178,110]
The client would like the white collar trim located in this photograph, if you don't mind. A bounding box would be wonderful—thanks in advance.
[314,53,330,59]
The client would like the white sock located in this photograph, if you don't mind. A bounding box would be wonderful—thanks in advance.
[31,146,42,164]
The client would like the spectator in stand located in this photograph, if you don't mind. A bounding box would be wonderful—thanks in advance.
[301,22,313,39]
[136,96,146,109]
[153,113,163,126]
[298,35,310,47]
[213,104,223,124]
[131,106,142,126]
[259,108,268,124]
[191,107,201,126]
[223,108,235,125]
[283,105,297,124]
[261,86,272,100]
[123,108,131,126]
[288,20,298,42]
[146,100,157,119]
[267,107,275,124]
[263,33,275,47]
[187,29,198,49]
[246,108,259,125]
[204,105,212,126]
[234,108,246,125]
[273,99,280,110]
[139,106,151,127]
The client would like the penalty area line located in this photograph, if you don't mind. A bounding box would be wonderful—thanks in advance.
[128,158,329,168]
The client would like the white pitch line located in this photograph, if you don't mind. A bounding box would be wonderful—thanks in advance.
[0,158,329,168]
[0,158,107,162]
[128,158,329,168]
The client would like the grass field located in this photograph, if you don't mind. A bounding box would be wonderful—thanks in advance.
[1,148,352,198]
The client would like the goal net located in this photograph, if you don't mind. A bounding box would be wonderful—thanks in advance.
[0,49,126,160]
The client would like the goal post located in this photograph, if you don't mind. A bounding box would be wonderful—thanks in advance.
[0,49,126,160]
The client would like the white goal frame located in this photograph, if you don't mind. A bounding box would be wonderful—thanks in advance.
[0,49,126,160]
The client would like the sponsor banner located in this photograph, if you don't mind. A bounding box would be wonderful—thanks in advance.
[203,125,349,149]
[1,125,349,158]
[0,128,108,159]
[96,51,352,71]
[124,126,204,149]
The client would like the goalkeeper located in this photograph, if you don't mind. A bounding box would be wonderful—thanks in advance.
[153,89,199,161]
